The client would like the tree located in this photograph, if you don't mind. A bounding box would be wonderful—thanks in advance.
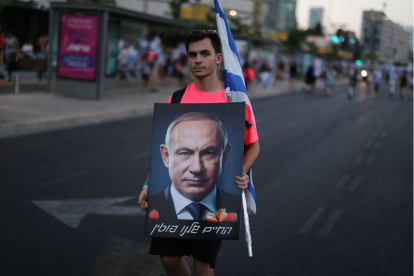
[365,51,378,62]
[314,22,323,36]
[284,27,308,54]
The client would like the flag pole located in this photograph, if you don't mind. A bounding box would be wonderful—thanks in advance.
[242,190,253,257]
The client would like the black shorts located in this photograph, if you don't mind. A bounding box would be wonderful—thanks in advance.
[149,237,222,268]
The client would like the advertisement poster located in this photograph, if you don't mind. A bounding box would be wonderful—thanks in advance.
[145,103,245,240]
[58,14,98,80]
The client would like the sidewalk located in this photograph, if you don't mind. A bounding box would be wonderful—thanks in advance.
[0,78,346,139]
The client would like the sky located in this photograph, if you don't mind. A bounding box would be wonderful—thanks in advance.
[296,0,413,39]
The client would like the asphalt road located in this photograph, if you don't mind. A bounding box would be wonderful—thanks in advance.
[1,83,412,276]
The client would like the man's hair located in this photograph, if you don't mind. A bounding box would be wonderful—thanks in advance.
[185,30,222,55]
[165,112,228,150]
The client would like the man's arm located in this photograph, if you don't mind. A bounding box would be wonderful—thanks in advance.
[235,141,260,190]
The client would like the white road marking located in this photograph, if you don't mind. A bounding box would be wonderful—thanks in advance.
[32,197,135,228]
[335,175,351,190]
[354,154,364,165]
[38,170,87,187]
[365,140,373,148]
[318,209,343,237]
[299,207,325,235]
[375,142,381,149]
[366,154,376,165]
[349,175,364,192]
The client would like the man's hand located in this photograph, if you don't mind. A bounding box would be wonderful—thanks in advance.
[235,172,249,190]
[138,187,148,210]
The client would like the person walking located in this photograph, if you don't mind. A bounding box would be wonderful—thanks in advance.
[305,65,316,92]
[408,70,413,99]
[348,70,358,100]
[138,30,260,276]
[0,31,5,66]
[399,70,408,99]
[388,66,397,98]
[289,61,297,90]
[4,31,20,81]
[373,68,382,95]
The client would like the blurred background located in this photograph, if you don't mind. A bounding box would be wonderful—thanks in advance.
[0,0,412,275]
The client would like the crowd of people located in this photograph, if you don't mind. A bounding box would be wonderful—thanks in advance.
[116,35,189,92]
[0,30,49,81]
[347,65,413,100]
[116,34,281,93]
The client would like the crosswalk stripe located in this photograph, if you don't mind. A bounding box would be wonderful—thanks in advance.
[299,207,325,235]
[349,175,364,192]
[335,175,351,190]
[318,209,343,237]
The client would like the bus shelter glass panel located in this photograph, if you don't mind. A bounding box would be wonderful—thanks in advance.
[104,18,190,94]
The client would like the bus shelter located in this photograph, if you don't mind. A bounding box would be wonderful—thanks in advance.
[47,2,193,100]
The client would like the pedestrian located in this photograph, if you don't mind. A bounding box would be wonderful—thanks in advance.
[399,70,408,99]
[348,70,358,99]
[373,68,382,95]
[21,40,34,58]
[289,61,297,90]
[367,68,374,94]
[304,65,316,92]
[36,34,48,57]
[388,66,397,97]
[242,61,255,91]
[4,31,20,81]
[138,30,260,276]
[0,30,4,66]
[325,69,335,97]
[408,70,413,99]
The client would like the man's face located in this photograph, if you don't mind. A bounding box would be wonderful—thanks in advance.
[161,119,230,202]
[187,38,223,79]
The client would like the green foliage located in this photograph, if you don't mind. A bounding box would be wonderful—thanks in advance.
[365,51,378,62]
[284,28,308,54]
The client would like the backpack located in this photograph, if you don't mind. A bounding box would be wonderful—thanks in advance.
[171,87,186,103]
[171,86,252,129]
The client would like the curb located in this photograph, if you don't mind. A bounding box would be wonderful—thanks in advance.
[0,80,348,139]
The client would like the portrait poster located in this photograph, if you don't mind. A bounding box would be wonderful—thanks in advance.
[58,14,98,80]
[145,103,245,240]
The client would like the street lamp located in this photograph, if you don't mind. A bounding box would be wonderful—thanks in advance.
[229,10,237,16]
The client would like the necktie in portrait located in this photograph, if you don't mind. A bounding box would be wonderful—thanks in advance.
[185,202,206,220]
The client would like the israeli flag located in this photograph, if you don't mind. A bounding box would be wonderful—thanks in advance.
[215,0,257,214]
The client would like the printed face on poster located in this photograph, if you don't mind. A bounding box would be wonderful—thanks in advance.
[145,103,245,240]
[58,14,98,80]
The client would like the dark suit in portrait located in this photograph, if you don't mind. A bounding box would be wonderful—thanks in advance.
[148,185,240,222]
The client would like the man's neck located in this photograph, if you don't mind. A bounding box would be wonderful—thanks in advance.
[194,75,223,93]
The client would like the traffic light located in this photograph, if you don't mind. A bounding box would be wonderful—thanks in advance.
[355,59,363,66]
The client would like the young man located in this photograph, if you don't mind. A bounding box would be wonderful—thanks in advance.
[138,30,260,276]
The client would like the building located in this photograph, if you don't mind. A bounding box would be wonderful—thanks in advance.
[308,7,323,30]
[361,10,411,64]
[115,0,254,25]
[257,0,297,34]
